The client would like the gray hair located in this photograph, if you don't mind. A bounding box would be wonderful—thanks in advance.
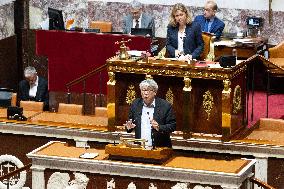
[24,66,37,77]
[139,79,158,92]
[130,0,142,10]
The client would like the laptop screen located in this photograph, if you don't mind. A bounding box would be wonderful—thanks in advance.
[131,28,152,38]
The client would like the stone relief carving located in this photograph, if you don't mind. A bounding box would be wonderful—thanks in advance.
[107,178,115,189]
[193,185,212,189]
[47,172,89,189]
[127,182,137,189]
[171,182,188,189]
[0,155,27,189]
[47,172,70,189]
[149,183,157,189]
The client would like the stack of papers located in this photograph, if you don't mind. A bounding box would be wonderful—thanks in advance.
[214,40,236,47]
[79,152,99,159]
[233,38,254,43]
[127,50,143,57]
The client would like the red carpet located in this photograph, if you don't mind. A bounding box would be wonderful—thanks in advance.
[247,91,284,127]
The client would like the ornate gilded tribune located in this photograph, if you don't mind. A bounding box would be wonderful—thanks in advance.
[106,56,249,141]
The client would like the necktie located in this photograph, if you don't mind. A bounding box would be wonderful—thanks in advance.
[135,19,139,28]
[204,19,209,32]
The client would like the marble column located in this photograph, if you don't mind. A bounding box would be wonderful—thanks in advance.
[254,156,268,189]
[31,166,45,189]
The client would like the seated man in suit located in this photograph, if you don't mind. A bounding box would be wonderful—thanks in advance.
[124,79,176,148]
[18,66,49,110]
[122,0,155,36]
[194,0,225,39]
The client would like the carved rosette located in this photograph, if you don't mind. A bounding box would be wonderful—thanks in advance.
[183,77,192,91]
[233,85,242,114]
[107,72,116,85]
[126,85,136,105]
[0,155,27,189]
[203,91,214,121]
[166,88,174,105]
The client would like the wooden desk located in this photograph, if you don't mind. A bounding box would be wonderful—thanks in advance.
[0,108,108,130]
[1,119,284,188]
[27,141,255,189]
[106,57,249,140]
[214,38,267,59]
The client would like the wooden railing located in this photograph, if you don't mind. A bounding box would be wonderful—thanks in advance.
[0,163,31,189]
[65,64,108,114]
[250,177,276,189]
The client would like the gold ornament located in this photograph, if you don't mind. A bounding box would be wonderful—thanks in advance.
[126,85,136,105]
[233,85,242,114]
[166,88,174,105]
[203,90,214,121]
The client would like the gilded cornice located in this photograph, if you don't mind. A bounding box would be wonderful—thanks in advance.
[107,58,249,80]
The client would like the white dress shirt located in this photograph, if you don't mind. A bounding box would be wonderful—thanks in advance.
[29,76,38,98]
[177,31,186,54]
[140,99,155,146]
[132,15,142,28]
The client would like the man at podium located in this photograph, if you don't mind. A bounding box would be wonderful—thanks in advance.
[124,79,176,148]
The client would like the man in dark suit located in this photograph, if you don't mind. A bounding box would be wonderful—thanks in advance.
[124,79,176,148]
[122,0,155,36]
[194,0,225,39]
[18,66,49,110]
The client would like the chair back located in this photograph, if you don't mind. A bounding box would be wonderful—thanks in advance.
[58,103,83,115]
[200,32,214,61]
[0,88,16,108]
[89,21,112,32]
[20,101,44,112]
[269,40,284,58]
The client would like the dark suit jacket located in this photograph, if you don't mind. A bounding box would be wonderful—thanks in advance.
[194,15,225,39]
[127,97,176,148]
[166,22,204,59]
[18,77,49,110]
[122,13,155,36]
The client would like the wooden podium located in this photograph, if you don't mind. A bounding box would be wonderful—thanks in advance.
[106,57,249,141]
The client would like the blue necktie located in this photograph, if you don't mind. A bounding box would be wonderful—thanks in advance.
[204,19,209,32]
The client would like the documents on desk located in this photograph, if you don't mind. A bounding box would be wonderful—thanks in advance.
[214,40,236,47]
[128,50,143,57]
[233,38,254,43]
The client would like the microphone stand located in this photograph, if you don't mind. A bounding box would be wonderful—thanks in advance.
[151,128,155,150]
[147,111,156,150]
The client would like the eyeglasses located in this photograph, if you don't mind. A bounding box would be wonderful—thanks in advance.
[141,88,154,92]
[204,8,214,12]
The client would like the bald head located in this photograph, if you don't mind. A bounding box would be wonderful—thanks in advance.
[204,0,218,19]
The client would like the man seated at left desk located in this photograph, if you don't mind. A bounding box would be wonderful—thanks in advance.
[122,0,155,36]
[18,66,49,111]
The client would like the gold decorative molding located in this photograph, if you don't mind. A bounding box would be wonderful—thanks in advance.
[203,91,214,121]
[107,72,116,85]
[183,77,192,91]
[166,88,174,105]
[233,85,242,114]
[125,85,136,105]
[222,79,231,94]
[107,57,249,81]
